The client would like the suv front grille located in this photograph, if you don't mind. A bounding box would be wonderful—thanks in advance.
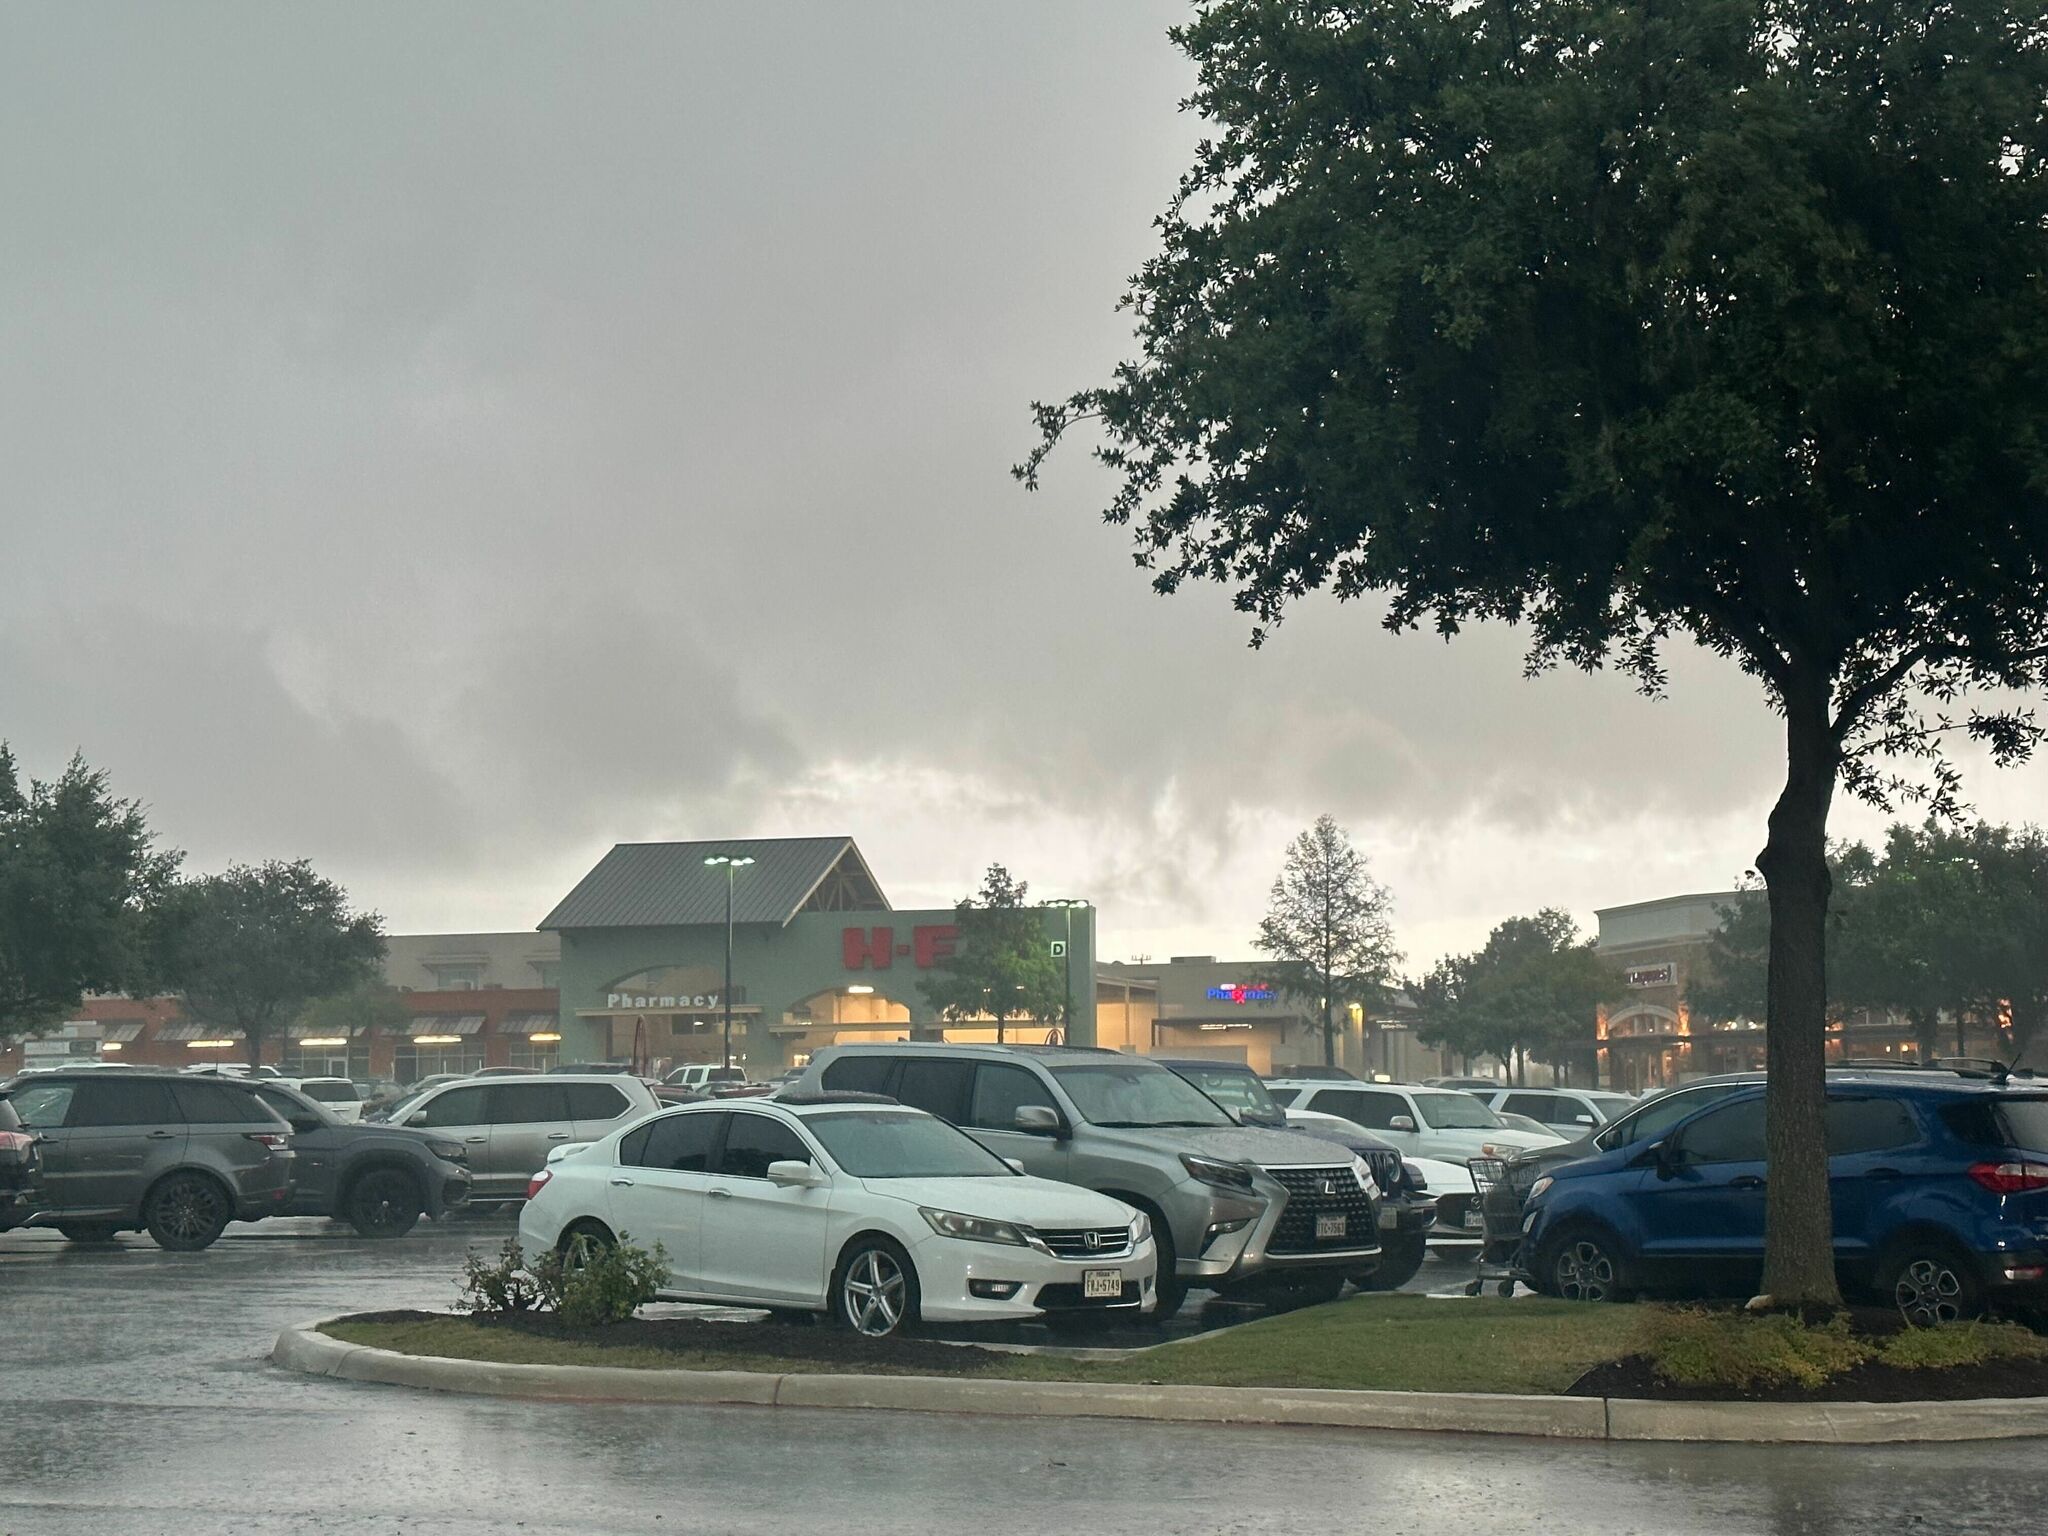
[1360,1148,1403,1194]
[1035,1225,1135,1260]
[1263,1164,1377,1254]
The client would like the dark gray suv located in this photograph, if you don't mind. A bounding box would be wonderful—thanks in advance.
[1,1070,294,1250]
[239,1080,472,1237]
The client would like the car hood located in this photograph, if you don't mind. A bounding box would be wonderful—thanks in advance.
[1425,1125,1566,1152]
[1407,1156,1478,1194]
[860,1175,1138,1228]
[1079,1122,1360,1168]
[1284,1109,1397,1152]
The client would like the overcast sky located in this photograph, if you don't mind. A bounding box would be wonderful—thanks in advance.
[5,3,2043,971]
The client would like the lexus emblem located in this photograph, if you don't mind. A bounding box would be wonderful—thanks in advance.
[1084,1230,1102,1251]
[1318,1177,1339,1197]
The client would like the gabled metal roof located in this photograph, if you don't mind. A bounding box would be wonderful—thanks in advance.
[539,837,890,931]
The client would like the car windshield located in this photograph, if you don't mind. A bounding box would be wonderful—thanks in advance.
[1584,1093,1635,1122]
[299,1081,355,1102]
[369,1085,434,1123]
[804,1110,1014,1178]
[1412,1092,1504,1130]
[1168,1064,1284,1120]
[1050,1062,1235,1128]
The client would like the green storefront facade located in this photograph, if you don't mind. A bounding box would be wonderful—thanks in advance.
[541,837,1096,1073]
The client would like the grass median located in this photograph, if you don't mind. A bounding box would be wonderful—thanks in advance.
[322,1295,1636,1396]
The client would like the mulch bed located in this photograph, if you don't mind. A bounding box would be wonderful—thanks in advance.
[342,1309,1005,1375]
[1569,1352,2048,1403]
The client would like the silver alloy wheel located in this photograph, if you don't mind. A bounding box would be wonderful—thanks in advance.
[1894,1256,1966,1327]
[842,1248,908,1336]
[563,1230,606,1277]
[1553,1237,1618,1302]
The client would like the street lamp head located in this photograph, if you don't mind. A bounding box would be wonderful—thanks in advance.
[704,855,758,869]
[1042,897,1090,908]
[732,857,756,868]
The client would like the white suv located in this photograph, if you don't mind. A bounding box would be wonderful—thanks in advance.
[1265,1081,1565,1163]
[1476,1087,1637,1134]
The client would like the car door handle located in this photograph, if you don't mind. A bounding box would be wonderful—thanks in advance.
[1729,1175,1766,1191]
[546,1132,571,1141]
[708,1188,732,1200]
[465,1135,487,1144]
[610,1177,634,1188]
[146,1130,177,1140]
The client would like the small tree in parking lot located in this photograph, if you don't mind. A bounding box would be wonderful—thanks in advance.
[1255,816,1399,1068]
[920,864,1067,1044]
[152,860,385,1070]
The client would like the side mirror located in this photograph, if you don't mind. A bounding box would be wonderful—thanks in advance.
[292,1116,323,1136]
[545,1142,591,1166]
[767,1159,825,1188]
[1636,1139,1685,1176]
[1388,1114,1416,1132]
[402,1111,427,1127]
[1575,1114,1597,1126]
[1013,1105,1065,1138]
[1003,1157,1027,1175]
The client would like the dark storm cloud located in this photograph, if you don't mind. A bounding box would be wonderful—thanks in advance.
[5,3,2037,959]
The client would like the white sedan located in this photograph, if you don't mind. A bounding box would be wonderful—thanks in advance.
[519,1096,1156,1335]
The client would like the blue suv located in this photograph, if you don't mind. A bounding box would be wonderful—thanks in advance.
[1519,1080,2048,1325]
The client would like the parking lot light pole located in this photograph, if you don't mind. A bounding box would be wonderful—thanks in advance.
[704,855,756,1072]
[1043,899,1089,1041]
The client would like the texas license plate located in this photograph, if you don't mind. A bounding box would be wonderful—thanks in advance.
[1316,1213,1346,1240]
[1462,1209,1486,1230]
[1082,1268,1123,1300]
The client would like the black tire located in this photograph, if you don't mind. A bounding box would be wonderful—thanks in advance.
[1355,1232,1427,1292]
[558,1219,616,1277]
[1880,1238,1985,1328]
[56,1223,121,1244]
[1259,1270,1347,1312]
[144,1172,233,1252]
[1138,1204,1187,1321]
[1540,1225,1634,1303]
[832,1235,921,1338]
[345,1168,425,1239]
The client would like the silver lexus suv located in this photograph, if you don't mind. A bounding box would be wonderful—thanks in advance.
[799,1044,1380,1314]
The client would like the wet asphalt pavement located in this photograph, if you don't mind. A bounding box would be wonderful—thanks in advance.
[1,1215,2041,1535]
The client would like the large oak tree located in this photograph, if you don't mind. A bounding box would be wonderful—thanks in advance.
[1023,0,2048,1304]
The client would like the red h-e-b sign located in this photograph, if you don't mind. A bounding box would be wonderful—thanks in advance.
[842,925,958,970]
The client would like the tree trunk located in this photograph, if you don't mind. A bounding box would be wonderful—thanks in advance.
[1955,1005,1968,1058]
[1909,1008,1938,1063]
[1754,685,1843,1309]
[1322,975,1336,1069]
[246,1025,263,1072]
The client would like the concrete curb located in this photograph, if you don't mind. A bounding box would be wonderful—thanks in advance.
[272,1322,2048,1444]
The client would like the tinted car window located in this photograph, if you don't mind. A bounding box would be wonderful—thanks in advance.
[894,1059,975,1123]
[1824,1096,1921,1155]
[1316,1089,1402,1130]
[564,1083,630,1120]
[635,1112,720,1173]
[1504,1093,1571,1124]
[821,1056,897,1096]
[172,1080,270,1125]
[299,1080,356,1103]
[967,1064,1056,1130]
[8,1082,73,1128]
[487,1082,573,1124]
[411,1085,491,1128]
[255,1087,321,1126]
[1943,1096,2048,1153]
[718,1114,812,1178]
[1265,1086,1300,1107]
[1679,1097,1767,1163]
[1598,1084,1747,1150]
[70,1078,180,1127]
[617,1123,653,1165]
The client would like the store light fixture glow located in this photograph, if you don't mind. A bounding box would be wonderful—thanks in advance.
[299,1036,347,1048]
[99,1042,123,1052]
[412,1034,461,1045]
[187,1039,238,1050]
[530,1031,562,1043]
[846,984,875,995]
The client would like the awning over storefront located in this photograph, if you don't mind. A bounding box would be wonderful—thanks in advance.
[78,1022,145,1043]
[156,1021,238,1042]
[288,1019,367,1039]
[406,1014,485,1037]
[499,1012,559,1035]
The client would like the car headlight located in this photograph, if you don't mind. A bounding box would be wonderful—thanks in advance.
[1130,1210,1151,1244]
[1179,1153,1257,1193]
[1480,1142,1520,1159]
[1349,1155,1379,1197]
[1528,1176,1554,1202]
[428,1140,466,1163]
[1402,1161,1428,1191]
[920,1208,1031,1246]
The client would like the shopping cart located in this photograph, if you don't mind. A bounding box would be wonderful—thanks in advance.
[1460,1156,1530,1298]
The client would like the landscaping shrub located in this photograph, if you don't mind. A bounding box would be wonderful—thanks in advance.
[1633,1308,1870,1391]
[557,1233,668,1328]
[454,1234,666,1326]
[1877,1321,2048,1372]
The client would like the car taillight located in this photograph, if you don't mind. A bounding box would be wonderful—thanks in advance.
[1967,1160,2048,1194]
[245,1132,291,1150]
[525,1168,553,1201]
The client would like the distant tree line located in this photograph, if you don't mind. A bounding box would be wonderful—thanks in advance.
[0,746,385,1067]
[1694,821,2048,1065]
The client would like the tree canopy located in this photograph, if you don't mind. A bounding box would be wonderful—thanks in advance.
[152,859,385,1069]
[1417,909,1614,1082]
[0,747,178,1046]
[1254,815,1399,1066]
[1023,0,2048,1306]
[919,863,1068,1044]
